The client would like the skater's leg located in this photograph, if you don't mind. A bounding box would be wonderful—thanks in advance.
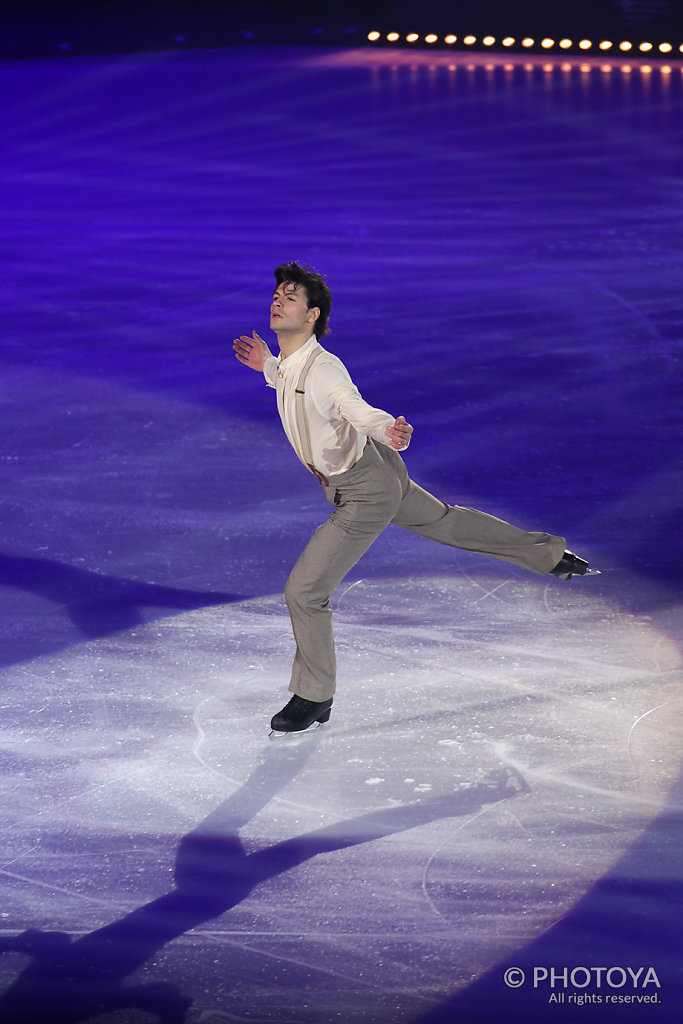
[285,443,403,701]
[375,445,565,574]
[393,480,564,573]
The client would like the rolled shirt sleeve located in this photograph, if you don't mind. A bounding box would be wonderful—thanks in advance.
[263,355,279,388]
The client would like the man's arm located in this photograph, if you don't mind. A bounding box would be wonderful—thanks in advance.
[324,370,414,452]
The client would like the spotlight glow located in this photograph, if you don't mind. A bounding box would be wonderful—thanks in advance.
[366,24,682,60]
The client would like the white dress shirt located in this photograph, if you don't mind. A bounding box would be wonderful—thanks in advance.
[263,335,395,478]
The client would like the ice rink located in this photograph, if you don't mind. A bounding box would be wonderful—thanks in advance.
[1,41,682,1023]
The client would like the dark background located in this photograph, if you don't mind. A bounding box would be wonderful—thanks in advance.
[3,0,683,59]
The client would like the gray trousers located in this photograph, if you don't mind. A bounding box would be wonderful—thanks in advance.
[284,440,565,702]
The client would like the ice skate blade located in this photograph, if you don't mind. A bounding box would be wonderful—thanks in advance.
[269,720,329,741]
[557,567,602,580]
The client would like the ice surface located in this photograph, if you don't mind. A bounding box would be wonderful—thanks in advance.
[1,38,682,1024]
[0,573,680,1022]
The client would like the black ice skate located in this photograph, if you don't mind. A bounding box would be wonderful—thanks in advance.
[550,550,600,580]
[270,694,333,736]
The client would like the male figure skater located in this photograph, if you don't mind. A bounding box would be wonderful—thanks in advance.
[233,262,594,734]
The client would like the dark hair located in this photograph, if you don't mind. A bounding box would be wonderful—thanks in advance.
[273,261,332,339]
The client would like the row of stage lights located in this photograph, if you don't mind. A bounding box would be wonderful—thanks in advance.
[367,32,683,56]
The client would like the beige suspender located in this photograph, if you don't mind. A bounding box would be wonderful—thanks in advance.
[293,345,328,485]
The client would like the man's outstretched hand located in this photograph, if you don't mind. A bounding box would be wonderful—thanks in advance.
[386,415,413,451]
[233,331,273,372]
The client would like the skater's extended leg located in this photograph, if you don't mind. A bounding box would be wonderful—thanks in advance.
[375,445,565,574]
[394,481,564,573]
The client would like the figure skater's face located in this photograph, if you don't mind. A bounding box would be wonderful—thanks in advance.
[270,281,319,335]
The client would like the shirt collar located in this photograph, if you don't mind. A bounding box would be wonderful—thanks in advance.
[277,335,319,373]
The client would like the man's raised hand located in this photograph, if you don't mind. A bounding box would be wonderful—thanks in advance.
[386,415,413,451]
[233,331,272,372]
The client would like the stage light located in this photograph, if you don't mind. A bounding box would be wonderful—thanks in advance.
[365,25,683,61]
